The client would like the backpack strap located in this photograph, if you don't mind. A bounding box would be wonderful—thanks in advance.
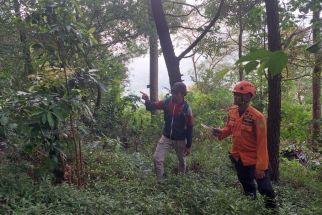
[163,97,172,110]
[182,101,190,117]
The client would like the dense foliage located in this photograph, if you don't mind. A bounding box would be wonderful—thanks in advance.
[0,0,321,214]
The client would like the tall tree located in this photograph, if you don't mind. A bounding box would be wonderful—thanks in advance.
[264,0,283,181]
[286,0,321,147]
[148,1,159,103]
[237,0,244,81]
[13,0,33,76]
[150,0,181,86]
[150,0,225,86]
[149,33,159,102]
[311,0,321,143]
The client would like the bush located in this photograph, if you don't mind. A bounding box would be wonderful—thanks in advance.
[281,101,311,143]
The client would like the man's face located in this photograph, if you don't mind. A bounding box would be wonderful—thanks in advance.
[233,92,243,106]
[172,91,184,102]
[234,92,251,107]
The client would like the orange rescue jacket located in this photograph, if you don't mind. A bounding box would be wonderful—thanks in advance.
[219,105,269,171]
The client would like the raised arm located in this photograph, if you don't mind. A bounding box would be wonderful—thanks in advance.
[216,116,233,140]
[140,91,164,111]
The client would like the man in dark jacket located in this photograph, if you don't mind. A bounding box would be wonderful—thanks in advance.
[141,82,193,181]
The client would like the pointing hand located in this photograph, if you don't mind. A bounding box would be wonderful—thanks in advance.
[140,91,149,101]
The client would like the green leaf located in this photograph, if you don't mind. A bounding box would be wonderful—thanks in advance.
[52,109,64,121]
[256,60,267,76]
[66,25,72,32]
[8,123,18,129]
[42,114,47,124]
[89,36,98,46]
[31,111,44,117]
[236,49,271,64]
[47,112,55,128]
[0,116,9,126]
[244,61,259,74]
[77,43,85,54]
[267,51,288,76]
[71,0,84,16]
[88,27,96,34]
[214,68,229,79]
[51,156,59,165]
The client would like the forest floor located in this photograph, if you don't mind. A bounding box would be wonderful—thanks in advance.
[0,136,321,215]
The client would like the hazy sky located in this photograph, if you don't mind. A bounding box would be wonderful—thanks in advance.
[126,52,194,96]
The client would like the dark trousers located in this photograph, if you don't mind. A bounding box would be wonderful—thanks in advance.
[231,157,276,208]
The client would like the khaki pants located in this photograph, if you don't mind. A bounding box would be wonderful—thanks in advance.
[153,135,187,180]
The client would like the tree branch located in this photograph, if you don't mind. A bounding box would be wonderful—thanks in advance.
[182,52,196,58]
[289,61,313,68]
[243,0,263,16]
[282,74,312,81]
[169,25,202,31]
[177,0,225,61]
[283,26,311,49]
[166,1,208,18]
[165,8,195,18]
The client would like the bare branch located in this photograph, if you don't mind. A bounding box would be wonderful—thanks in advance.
[169,25,201,31]
[283,27,311,49]
[166,0,208,18]
[177,0,225,61]
[165,7,195,18]
[282,74,312,81]
[182,52,196,58]
[209,54,228,70]
[289,61,313,68]
[227,30,240,46]
[209,47,238,70]
[195,53,203,62]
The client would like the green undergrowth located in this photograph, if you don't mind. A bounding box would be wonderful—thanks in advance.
[0,137,321,214]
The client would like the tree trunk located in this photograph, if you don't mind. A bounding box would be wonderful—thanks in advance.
[149,33,159,116]
[150,0,181,86]
[148,1,159,103]
[264,0,282,182]
[13,0,33,76]
[312,3,321,144]
[150,0,224,86]
[238,0,244,81]
[83,50,101,118]
[192,53,199,84]
[149,34,159,102]
[93,83,101,117]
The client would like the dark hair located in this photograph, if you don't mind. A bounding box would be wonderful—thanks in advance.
[171,82,187,96]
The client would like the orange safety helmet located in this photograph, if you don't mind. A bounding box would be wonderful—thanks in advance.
[232,81,256,97]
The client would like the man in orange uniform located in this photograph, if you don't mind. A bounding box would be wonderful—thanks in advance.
[209,81,276,208]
